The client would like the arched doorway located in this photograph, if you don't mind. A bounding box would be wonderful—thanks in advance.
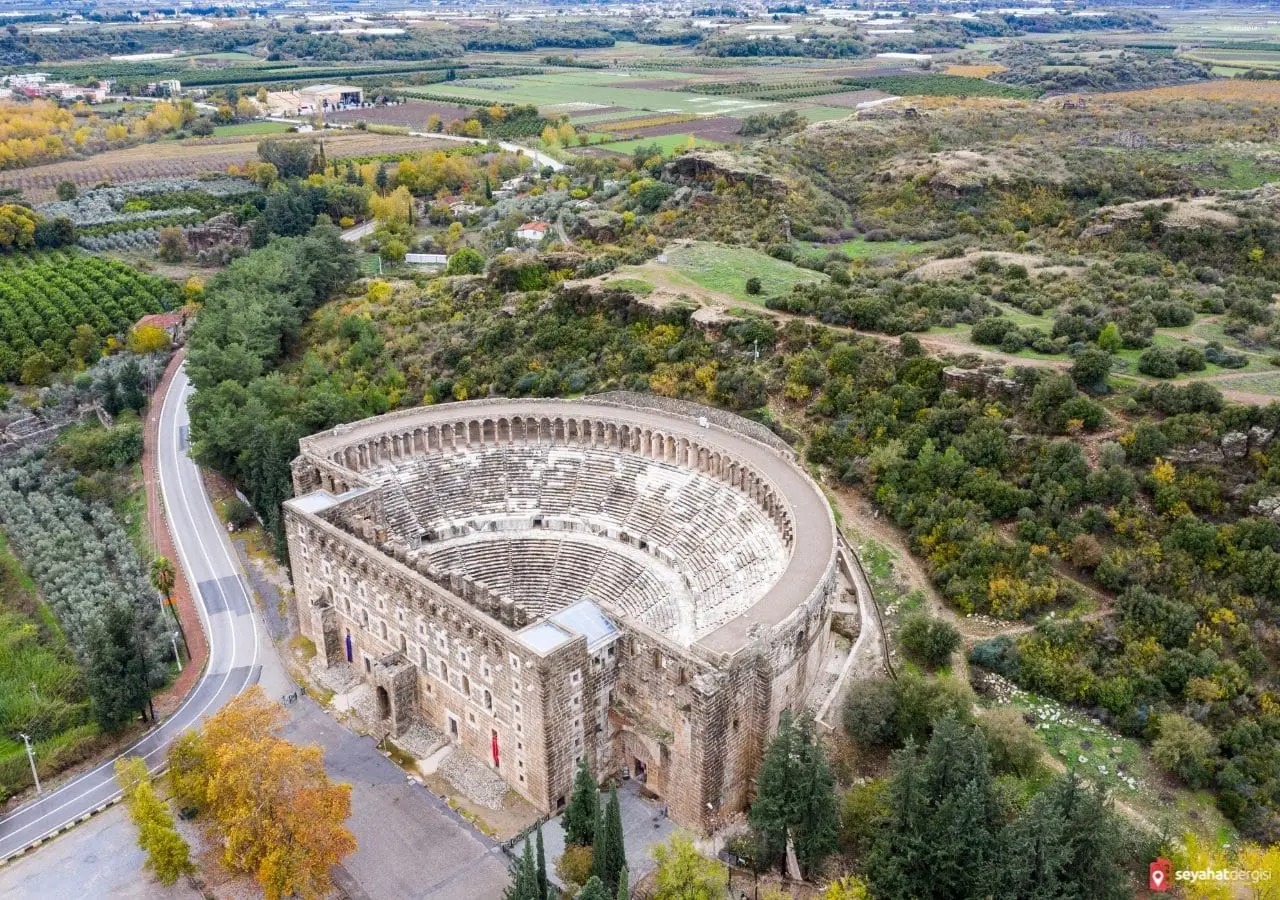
[376,685,391,720]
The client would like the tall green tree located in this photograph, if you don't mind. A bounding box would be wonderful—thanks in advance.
[617,867,628,900]
[501,839,537,900]
[868,715,1002,900]
[997,771,1130,900]
[749,709,839,878]
[577,876,607,900]
[535,822,548,900]
[563,758,599,847]
[591,787,627,894]
[84,601,152,731]
[504,837,539,900]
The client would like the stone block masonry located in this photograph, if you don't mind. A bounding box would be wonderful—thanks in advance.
[283,395,847,831]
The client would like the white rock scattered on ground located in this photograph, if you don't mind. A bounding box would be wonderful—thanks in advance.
[394,722,446,759]
[438,748,508,809]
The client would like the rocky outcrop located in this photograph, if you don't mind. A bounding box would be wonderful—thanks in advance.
[663,151,788,197]
[573,209,624,243]
[184,212,250,255]
[942,367,1024,401]
[1221,431,1249,461]
[1165,443,1224,465]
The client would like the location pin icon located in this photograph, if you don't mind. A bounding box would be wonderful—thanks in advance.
[1149,858,1172,892]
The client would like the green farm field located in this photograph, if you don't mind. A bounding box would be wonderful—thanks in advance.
[212,121,294,137]
[404,70,780,117]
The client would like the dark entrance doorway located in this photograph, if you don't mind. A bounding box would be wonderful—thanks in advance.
[376,685,391,720]
[634,756,647,782]
[345,632,353,663]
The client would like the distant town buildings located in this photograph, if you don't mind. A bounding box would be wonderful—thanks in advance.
[3,73,112,103]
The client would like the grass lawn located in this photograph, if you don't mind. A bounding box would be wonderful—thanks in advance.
[212,121,294,137]
[595,133,721,155]
[999,687,1236,846]
[817,237,936,260]
[601,276,654,295]
[663,242,826,303]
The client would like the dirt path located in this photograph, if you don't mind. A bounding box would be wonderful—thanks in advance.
[592,263,1069,372]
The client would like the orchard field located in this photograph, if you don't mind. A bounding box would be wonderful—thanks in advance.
[0,252,174,382]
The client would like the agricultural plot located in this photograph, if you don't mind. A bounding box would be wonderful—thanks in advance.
[595,134,724,156]
[326,100,474,130]
[0,529,94,803]
[0,132,453,201]
[0,252,173,381]
[211,122,294,137]
[403,70,780,118]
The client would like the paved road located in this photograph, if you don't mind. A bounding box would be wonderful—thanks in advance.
[0,365,261,863]
[341,219,378,242]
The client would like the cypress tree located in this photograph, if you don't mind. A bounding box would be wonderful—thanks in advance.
[84,601,151,732]
[591,788,626,894]
[792,724,839,878]
[617,867,628,900]
[563,758,598,847]
[535,823,548,900]
[504,838,538,900]
[869,715,1002,900]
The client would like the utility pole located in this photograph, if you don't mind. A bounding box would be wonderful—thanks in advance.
[171,632,183,673]
[18,733,40,794]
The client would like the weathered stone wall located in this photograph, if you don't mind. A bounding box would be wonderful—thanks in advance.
[285,397,845,832]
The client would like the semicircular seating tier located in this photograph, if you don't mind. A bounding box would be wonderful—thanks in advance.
[364,441,789,646]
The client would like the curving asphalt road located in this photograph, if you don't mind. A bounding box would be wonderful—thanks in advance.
[0,365,261,864]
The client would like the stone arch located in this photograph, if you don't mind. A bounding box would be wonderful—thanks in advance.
[468,420,482,446]
[376,685,391,720]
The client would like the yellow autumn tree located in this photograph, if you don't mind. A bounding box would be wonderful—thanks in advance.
[127,324,171,355]
[370,185,413,224]
[167,687,355,900]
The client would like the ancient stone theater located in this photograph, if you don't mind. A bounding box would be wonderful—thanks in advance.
[284,393,845,829]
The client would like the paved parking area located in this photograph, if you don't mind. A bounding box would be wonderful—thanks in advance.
[0,803,199,900]
[281,697,512,900]
[540,780,676,890]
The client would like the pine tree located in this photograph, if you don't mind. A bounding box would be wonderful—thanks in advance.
[563,758,599,847]
[748,710,839,878]
[869,715,1002,900]
[997,771,1129,900]
[591,787,627,893]
[85,601,151,732]
[577,876,607,900]
[504,837,538,900]
[535,823,548,900]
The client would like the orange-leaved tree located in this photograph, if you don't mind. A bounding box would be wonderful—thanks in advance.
[168,685,355,900]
